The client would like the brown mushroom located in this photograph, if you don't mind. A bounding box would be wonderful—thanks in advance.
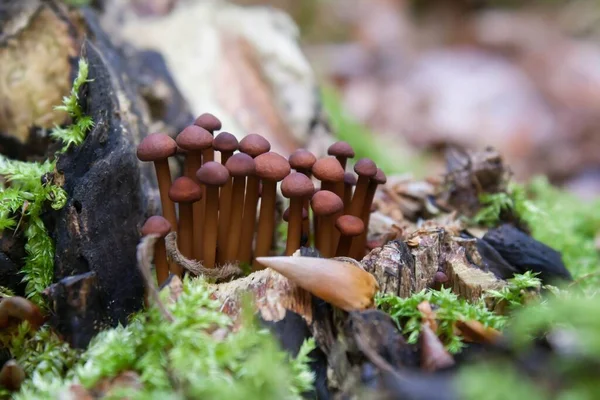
[311,190,344,258]
[253,152,291,266]
[312,156,345,195]
[224,153,256,262]
[0,297,44,331]
[168,177,202,268]
[288,149,316,242]
[343,172,357,213]
[350,168,386,260]
[137,133,178,231]
[0,360,25,392]
[327,141,355,170]
[281,173,314,256]
[335,215,364,257]
[288,149,317,177]
[176,126,213,260]
[347,158,377,218]
[193,113,221,163]
[196,162,230,268]
[237,134,271,263]
[141,216,172,284]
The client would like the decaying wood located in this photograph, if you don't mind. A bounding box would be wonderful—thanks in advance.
[362,228,506,301]
[0,0,77,143]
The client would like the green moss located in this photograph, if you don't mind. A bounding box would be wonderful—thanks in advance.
[459,292,600,400]
[14,277,315,399]
[485,271,542,312]
[522,177,600,288]
[376,287,506,354]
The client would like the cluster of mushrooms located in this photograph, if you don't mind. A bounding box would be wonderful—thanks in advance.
[137,113,386,285]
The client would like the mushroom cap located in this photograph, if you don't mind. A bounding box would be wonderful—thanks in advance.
[283,207,308,222]
[196,161,230,186]
[373,168,387,185]
[176,125,213,151]
[281,172,314,198]
[312,156,344,182]
[239,134,271,157]
[225,153,255,177]
[344,172,357,186]
[168,176,202,203]
[213,131,239,153]
[137,133,177,161]
[255,152,291,181]
[335,215,364,237]
[354,158,378,177]
[289,149,316,171]
[194,113,221,132]
[141,216,172,237]
[311,190,343,216]
[327,141,355,159]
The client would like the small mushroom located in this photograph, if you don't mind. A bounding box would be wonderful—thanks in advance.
[0,296,44,330]
[335,215,364,257]
[281,173,314,256]
[253,152,291,267]
[168,177,202,270]
[350,168,386,260]
[141,216,172,284]
[224,153,256,262]
[193,113,222,163]
[237,134,271,263]
[311,190,344,258]
[288,149,317,177]
[175,126,213,260]
[347,158,378,218]
[343,172,357,213]
[327,141,355,170]
[213,132,239,256]
[289,149,317,242]
[196,162,230,268]
[312,156,345,195]
[0,360,25,392]
[137,133,178,231]
[255,256,379,311]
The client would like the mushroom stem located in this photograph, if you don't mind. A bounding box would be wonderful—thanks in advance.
[336,234,354,257]
[203,187,219,268]
[318,215,334,258]
[253,180,278,265]
[225,176,247,261]
[350,178,379,260]
[347,175,370,217]
[285,200,303,255]
[217,177,233,263]
[184,153,203,261]
[238,175,260,263]
[154,160,177,230]
[154,237,169,284]
[176,203,193,267]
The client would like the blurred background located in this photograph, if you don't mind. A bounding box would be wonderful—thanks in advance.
[102,0,600,199]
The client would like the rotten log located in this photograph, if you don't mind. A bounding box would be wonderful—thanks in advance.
[1,0,193,347]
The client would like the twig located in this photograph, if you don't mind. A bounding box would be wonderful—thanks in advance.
[165,232,242,280]
[136,234,174,322]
